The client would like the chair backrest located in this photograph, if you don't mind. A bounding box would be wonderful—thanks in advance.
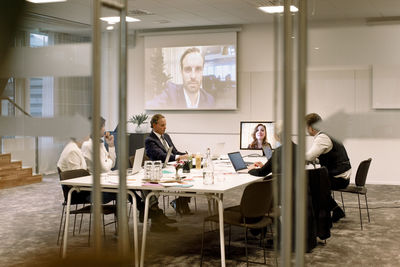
[240,179,273,218]
[59,169,90,181]
[355,158,372,187]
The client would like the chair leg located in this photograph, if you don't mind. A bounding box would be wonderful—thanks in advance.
[228,224,231,258]
[73,204,78,236]
[365,194,371,223]
[57,205,65,245]
[79,203,86,234]
[340,192,345,213]
[244,227,249,267]
[357,193,363,230]
[88,212,92,245]
[200,221,206,267]
[103,213,106,238]
[194,197,197,212]
[261,227,266,264]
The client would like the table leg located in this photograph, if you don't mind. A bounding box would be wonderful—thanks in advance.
[210,194,226,267]
[140,191,156,267]
[127,191,139,267]
[62,187,78,258]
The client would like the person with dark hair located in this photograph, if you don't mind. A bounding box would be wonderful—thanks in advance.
[305,112,352,222]
[146,47,214,109]
[81,117,116,173]
[145,114,188,162]
[247,123,272,150]
[145,114,192,218]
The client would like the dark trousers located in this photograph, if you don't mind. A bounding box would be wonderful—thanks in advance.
[328,177,350,210]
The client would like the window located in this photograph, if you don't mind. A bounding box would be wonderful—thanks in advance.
[29,33,49,117]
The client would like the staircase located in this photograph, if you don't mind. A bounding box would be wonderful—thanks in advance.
[0,153,42,189]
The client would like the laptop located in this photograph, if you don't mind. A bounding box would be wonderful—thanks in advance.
[263,146,273,160]
[163,146,174,168]
[227,152,249,173]
[131,148,145,174]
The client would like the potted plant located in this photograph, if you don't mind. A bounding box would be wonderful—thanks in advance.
[129,112,149,133]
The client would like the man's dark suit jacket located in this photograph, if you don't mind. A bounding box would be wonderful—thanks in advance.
[145,131,185,162]
[146,81,215,109]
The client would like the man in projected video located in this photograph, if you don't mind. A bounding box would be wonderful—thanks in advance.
[147,47,215,109]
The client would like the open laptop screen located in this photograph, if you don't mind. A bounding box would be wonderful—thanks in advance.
[227,152,247,172]
[163,146,174,168]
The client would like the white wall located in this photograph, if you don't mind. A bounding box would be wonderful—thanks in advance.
[125,23,400,185]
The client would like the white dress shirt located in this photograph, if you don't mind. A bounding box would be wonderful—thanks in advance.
[57,141,87,172]
[306,132,351,179]
[81,138,116,173]
[183,89,200,108]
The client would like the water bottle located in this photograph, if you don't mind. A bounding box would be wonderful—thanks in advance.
[203,148,214,185]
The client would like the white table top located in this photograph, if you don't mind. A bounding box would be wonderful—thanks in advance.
[60,159,265,194]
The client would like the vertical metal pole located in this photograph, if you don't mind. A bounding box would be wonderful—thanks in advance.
[92,0,103,254]
[295,0,308,266]
[35,136,39,174]
[281,0,293,266]
[272,12,281,262]
[117,0,130,258]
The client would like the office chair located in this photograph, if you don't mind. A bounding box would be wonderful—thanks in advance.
[334,158,372,230]
[200,180,274,266]
[57,169,117,246]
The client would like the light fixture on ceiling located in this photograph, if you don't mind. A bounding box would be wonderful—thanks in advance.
[26,0,67,3]
[100,16,140,25]
[106,26,114,31]
[258,5,299,14]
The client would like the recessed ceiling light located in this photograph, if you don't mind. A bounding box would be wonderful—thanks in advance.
[258,5,299,14]
[100,16,140,24]
[106,26,114,30]
[26,0,67,3]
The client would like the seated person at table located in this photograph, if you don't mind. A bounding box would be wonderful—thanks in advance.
[82,117,116,173]
[145,114,192,216]
[57,134,114,204]
[247,123,272,150]
[248,121,296,177]
[80,117,120,204]
[305,113,351,222]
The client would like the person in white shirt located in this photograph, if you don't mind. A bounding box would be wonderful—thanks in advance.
[80,116,116,204]
[57,136,89,172]
[306,113,352,222]
[81,117,116,173]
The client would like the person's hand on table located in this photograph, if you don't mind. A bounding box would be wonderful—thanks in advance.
[247,161,264,170]
[177,154,189,161]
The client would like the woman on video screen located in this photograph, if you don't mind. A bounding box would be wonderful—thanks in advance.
[248,124,272,149]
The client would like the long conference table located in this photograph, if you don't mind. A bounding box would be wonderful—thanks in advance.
[60,158,265,267]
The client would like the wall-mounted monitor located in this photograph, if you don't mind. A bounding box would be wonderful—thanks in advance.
[144,32,237,110]
[240,121,279,150]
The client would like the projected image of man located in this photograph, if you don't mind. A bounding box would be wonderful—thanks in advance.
[181,48,210,107]
[146,47,214,109]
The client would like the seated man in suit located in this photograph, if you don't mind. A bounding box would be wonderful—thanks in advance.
[145,114,192,216]
[305,113,352,222]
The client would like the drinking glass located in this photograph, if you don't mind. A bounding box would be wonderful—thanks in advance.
[144,161,153,180]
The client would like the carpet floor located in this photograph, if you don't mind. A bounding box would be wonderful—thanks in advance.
[1,174,400,266]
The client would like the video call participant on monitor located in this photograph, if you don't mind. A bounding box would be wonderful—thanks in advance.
[305,112,352,223]
[145,114,192,218]
[247,123,273,150]
[146,47,214,109]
